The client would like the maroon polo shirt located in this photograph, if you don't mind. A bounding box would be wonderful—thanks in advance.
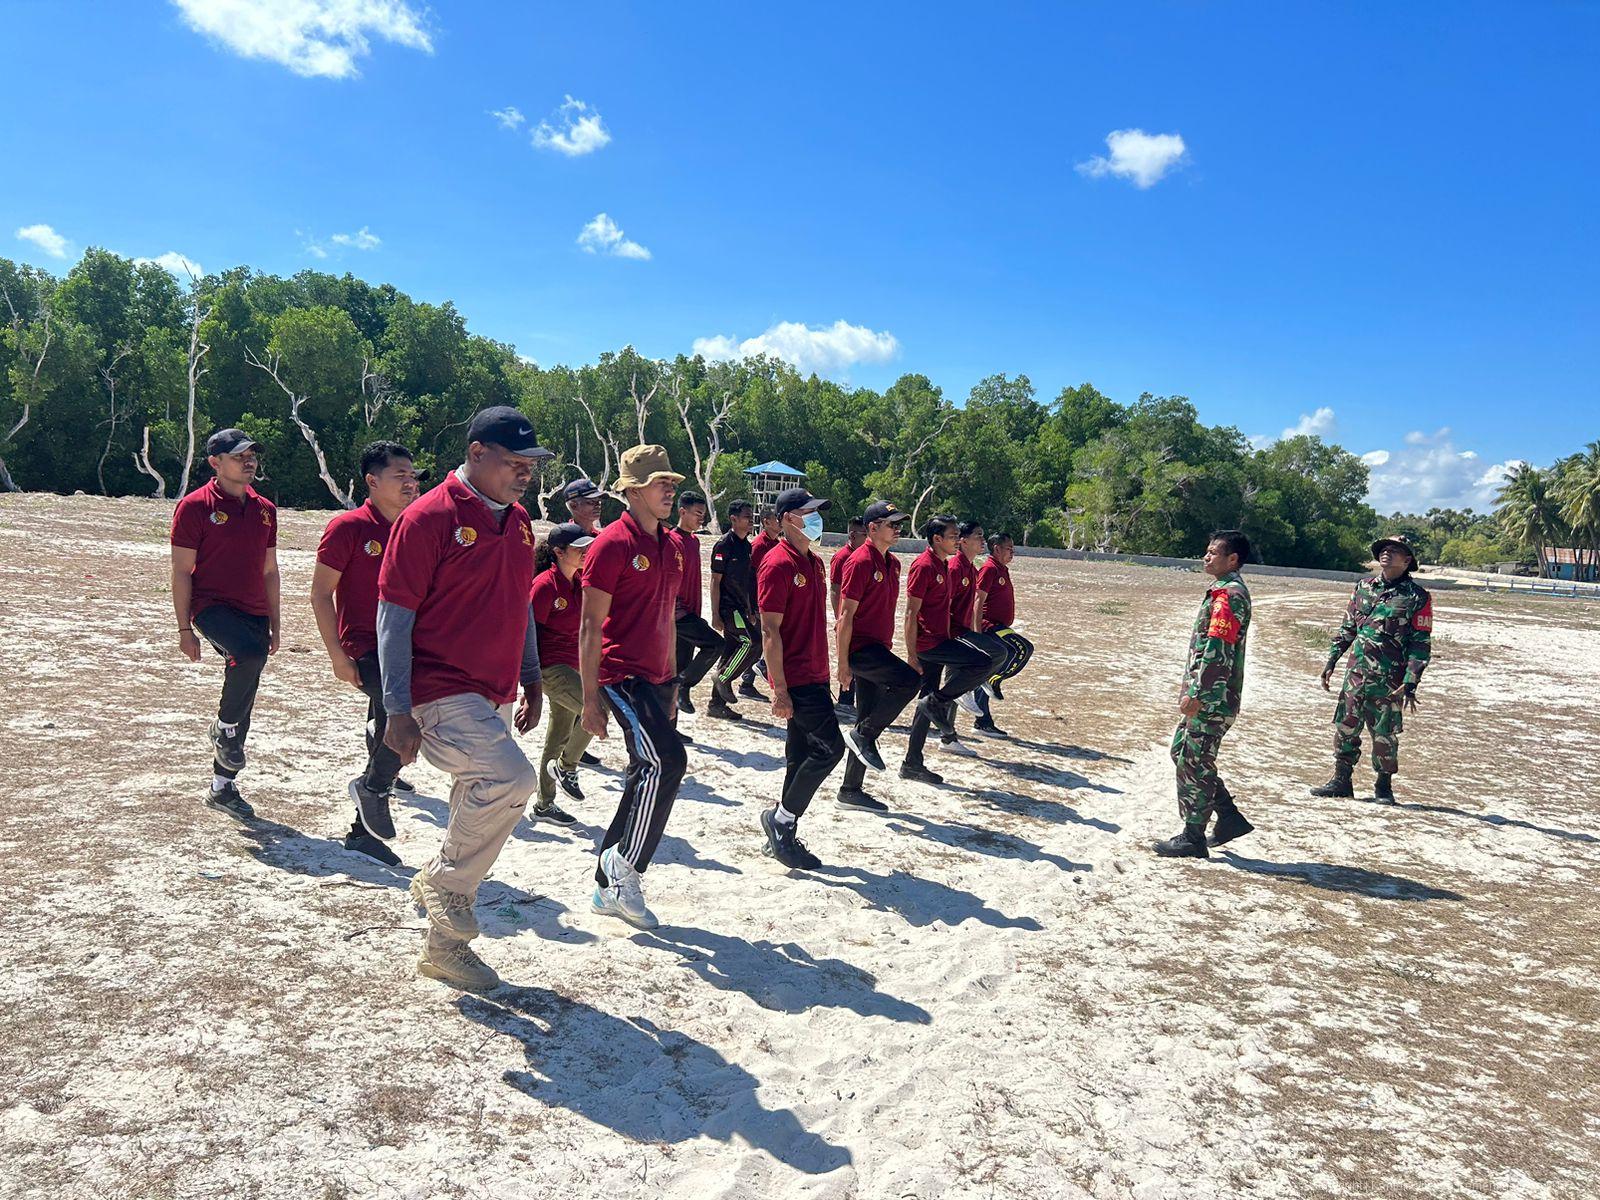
[949,553,979,634]
[977,556,1014,630]
[840,541,900,653]
[906,548,954,653]
[530,565,582,671]
[316,500,393,659]
[582,509,683,686]
[171,478,278,619]
[749,531,781,607]
[828,542,858,616]
[757,536,829,689]
[378,472,535,708]
[670,526,703,618]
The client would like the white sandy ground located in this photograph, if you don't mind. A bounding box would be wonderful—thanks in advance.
[2,494,1599,1200]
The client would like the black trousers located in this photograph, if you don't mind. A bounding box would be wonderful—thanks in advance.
[905,637,993,763]
[597,677,688,885]
[780,683,846,819]
[989,627,1034,684]
[192,604,270,780]
[714,609,758,686]
[355,651,404,796]
[675,612,724,690]
[841,643,921,791]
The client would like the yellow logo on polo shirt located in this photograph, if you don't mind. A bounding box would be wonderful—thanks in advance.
[554,597,569,611]
[998,577,1007,587]
[454,526,478,547]
[209,511,229,526]
[261,510,272,527]
[936,573,945,584]
[631,554,650,571]
[363,539,382,557]
[960,575,970,587]
[873,570,883,582]
[521,524,533,546]
[794,572,807,587]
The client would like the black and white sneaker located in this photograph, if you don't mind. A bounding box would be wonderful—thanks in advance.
[532,797,577,826]
[972,718,1007,739]
[344,828,401,866]
[205,780,255,820]
[210,720,246,773]
[843,727,885,772]
[760,808,822,870]
[899,761,945,786]
[547,759,585,803]
[837,788,889,813]
[579,751,602,767]
[916,695,958,739]
[706,699,740,721]
[738,679,768,702]
[391,776,418,798]
[349,777,396,841]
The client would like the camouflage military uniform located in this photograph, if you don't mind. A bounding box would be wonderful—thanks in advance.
[1171,570,1251,826]
[1325,574,1432,775]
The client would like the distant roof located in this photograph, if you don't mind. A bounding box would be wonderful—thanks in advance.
[744,460,805,477]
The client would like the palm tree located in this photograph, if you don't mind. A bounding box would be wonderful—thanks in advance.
[1554,444,1600,582]
[1495,462,1563,577]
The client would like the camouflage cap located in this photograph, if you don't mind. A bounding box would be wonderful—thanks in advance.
[1371,533,1417,564]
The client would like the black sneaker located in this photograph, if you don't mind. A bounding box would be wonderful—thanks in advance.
[760,808,822,870]
[204,781,255,820]
[532,797,577,826]
[677,729,696,745]
[349,777,396,841]
[1153,826,1210,858]
[1207,806,1254,847]
[843,727,885,772]
[547,759,585,802]
[837,788,888,813]
[706,700,740,721]
[391,775,418,797]
[738,680,768,702]
[678,686,696,715]
[579,751,602,767]
[210,720,246,772]
[712,679,740,707]
[344,828,401,866]
[916,695,957,739]
[899,761,944,786]
[986,680,1005,702]
[973,718,1007,739]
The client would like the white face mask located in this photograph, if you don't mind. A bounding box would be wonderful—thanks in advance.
[800,512,825,542]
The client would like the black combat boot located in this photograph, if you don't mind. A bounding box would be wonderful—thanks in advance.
[1374,773,1396,804]
[1309,764,1354,798]
[1152,824,1209,859]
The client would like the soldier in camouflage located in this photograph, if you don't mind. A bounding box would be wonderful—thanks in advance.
[1154,530,1254,859]
[1309,533,1432,804]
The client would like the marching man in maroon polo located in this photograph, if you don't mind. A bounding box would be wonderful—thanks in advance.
[310,440,421,866]
[579,444,686,930]
[757,486,844,869]
[170,428,281,820]
[378,406,551,992]
[834,501,921,813]
[829,516,868,714]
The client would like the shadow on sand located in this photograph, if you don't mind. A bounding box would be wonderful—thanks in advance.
[973,789,1121,833]
[810,864,1043,931]
[234,815,414,890]
[460,989,853,1175]
[885,812,1093,874]
[1221,854,1466,901]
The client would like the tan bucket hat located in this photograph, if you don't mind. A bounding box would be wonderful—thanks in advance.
[615,444,685,490]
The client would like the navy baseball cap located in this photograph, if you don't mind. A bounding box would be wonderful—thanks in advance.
[206,428,257,457]
[546,521,596,551]
[774,487,831,518]
[862,501,910,524]
[465,406,553,460]
[562,478,602,502]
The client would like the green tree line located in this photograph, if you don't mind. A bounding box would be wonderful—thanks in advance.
[4,250,1572,572]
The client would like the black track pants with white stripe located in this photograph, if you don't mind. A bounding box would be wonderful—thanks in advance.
[597,677,687,886]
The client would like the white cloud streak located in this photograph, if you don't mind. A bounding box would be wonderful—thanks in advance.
[490,106,525,130]
[330,226,381,250]
[1362,428,1521,513]
[533,96,611,156]
[576,213,650,260]
[15,224,70,259]
[171,0,433,80]
[692,320,900,377]
[1076,128,1189,189]
[137,251,205,279]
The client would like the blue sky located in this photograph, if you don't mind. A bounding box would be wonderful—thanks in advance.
[3,1,1596,511]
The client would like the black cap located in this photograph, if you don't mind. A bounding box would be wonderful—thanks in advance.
[546,521,596,551]
[562,478,602,502]
[206,428,257,457]
[774,487,831,518]
[862,501,910,524]
[465,406,553,460]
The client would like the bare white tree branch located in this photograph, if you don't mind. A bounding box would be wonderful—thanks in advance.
[132,425,167,498]
[244,345,355,508]
[671,371,735,534]
[177,281,211,496]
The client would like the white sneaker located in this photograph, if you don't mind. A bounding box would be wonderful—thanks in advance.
[938,733,977,757]
[596,847,659,929]
[957,690,983,716]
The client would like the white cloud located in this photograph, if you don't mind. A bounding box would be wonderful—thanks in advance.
[330,226,381,250]
[1362,427,1522,513]
[693,320,901,377]
[137,251,205,279]
[532,95,611,156]
[1249,405,1338,449]
[490,105,525,130]
[15,223,70,259]
[576,213,650,260]
[171,0,433,80]
[1076,129,1189,189]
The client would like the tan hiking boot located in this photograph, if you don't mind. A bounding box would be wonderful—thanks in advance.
[417,937,500,992]
[409,871,479,941]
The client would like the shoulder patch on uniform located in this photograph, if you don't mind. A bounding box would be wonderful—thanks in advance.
[1206,593,1241,644]
[1413,595,1433,632]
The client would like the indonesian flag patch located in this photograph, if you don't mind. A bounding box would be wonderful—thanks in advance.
[1206,593,1241,644]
